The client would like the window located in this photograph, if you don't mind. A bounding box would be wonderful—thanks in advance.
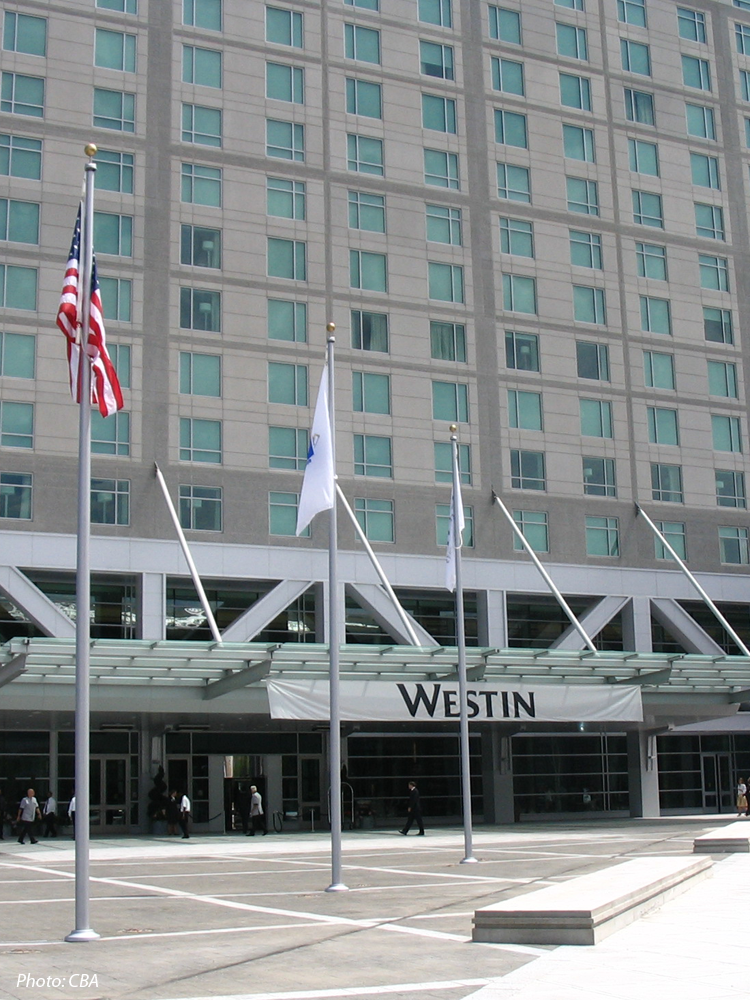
[648,406,679,445]
[506,331,539,372]
[267,62,304,104]
[0,265,37,309]
[184,46,222,88]
[0,332,34,378]
[708,360,738,398]
[573,285,606,324]
[344,24,381,64]
[3,12,46,56]
[560,72,591,111]
[644,350,675,389]
[628,139,659,176]
[699,254,729,291]
[268,237,306,280]
[268,362,308,406]
[179,352,221,396]
[690,152,720,190]
[509,389,543,430]
[179,287,221,331]
[178,485,221,531]
[269,492,307,536]
[497,163,531,202]
[422,94,457,133]
[96,150,134,194]
[91,478,130,526]
[695,203,725,240]
[704,307,733,344]
[0,472,31,519]
[266,6,303,48]
[640,295,671,335]
[511,449,546,490]
[632,190,663,227]
[500,218,534,257]
[502,274,537,313]
[494,109,528,148]
[353,371,390,413]
[184,0,222,31]
[621,39,651,76]
[636,242,666,280]
[0,199,39,244]
[179,417,221,463]
[580,398,612,438]
[269,299,307,342]
[348,134,384,175]
[351,250,387,292]
[109,344,131,388]
[0,134,41,180]
[739,24,750,55]
[556,0,584,8]
[576,342,609,381]
[354,434,392,477]
[719,526,749,565]
[624,88,655,125]
[491,58,524,96]
[432,381,468,422]
[563,124,595,162]
[347,0,379,9]
[180,224,221,269]
[182,104,221,147]
[354,498,394,542]
[268,427,308,469]
[556,23,587,60]
[716,470,746,509]
[712,414,742,452]
[98,277,132,322]
[618,0,646,26]
[686,103,715,139]
[420,41,454,80]
[489,6,521,43]
[266,119,304,160]
[346,78,382,118]
[98,0,138,10]
[0,401,33,448]
[678,8,705,43]
[267,178,306,221]
[424,149,459,188]
[347,192,384,233]
[352,310,388,352]
[95,29,136,73]
[586,516,620,556]
[181,163,221,206]
[426,204,461,245]
[94,212,132,257]
[512,510,548,552]
[569,230,602,269]
[682,55,711,90]
[651,464,683,503]
[431,322,466,361]
[567,177,599,215]
[583,456,616,496]
[419,0,452,27]
[91,410,129,456]
[1,73,44,118]
[436,504,474,546]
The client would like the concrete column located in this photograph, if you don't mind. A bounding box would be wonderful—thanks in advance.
[49,727,58,798]
[627,730,661,818]
[208,755,224,832]
[139,572,166,641]
[622,597,653,653]
[483,590,508,648]
[481,729,515,824]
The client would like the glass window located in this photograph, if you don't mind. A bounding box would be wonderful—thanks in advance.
[179,485,221,531]
[98,277,132,322]
[179,352,221,396]
[419,0,452,27]
[268,237,306,280]
[716,470,746,509]
[432,381,469,422]
[266,6,303,48]
[618,0,646,26]
[351,250,387,292]
[346,78,382,118]
[570,230,602,269]
[181,163,221,206]
[742,70,750,103]
[346,0,379,9]
[712,414,742,452]
[651,463,683,503]
[690,152,720,189]
[349,191,384,232]
[3,12,46,56]
[91,410,129,455]
[354,434,392,477]
[704,306,733,343]
[556,23,588,60]
[424,148,459,188]
[563,124,595,161]
[352,310,388,352]
[686,103,715,139]
[184,0,222,31]
[628,138,659,176]
[512,510,548,552]
[269,299,307,342]
[179,287,221,331]
[624,88,655,125]
[576,341,609,381]
[509,389,543,430]
[268,426,308,469]
[621,39,651,76]
[695,203,725,240]
[502,273,537,313]
[489,6,521,43]
[434,441,471,483]
[91,478,130,526]
[354,498,394,542]
[267,62,304,104]
[0,401,33,448]
[182,103,221,146]
[500,217,534,257]
[269,491,307,536]
[491,57,525,96]
[708,360,738,398]
[266,119,304,160]
[583,456,616,497]
[268,362,308,406]
[573,285,606,324]
[580,398,612,437]
[640,295,671,334]
[0,472,32,519]
[179,417,221,463]
[422,94,457,133]
[632,190,663,227]
[94,212,132,256]
[678,8,705,42]
[0,199,38,244]
[353,371,390,414]
[682,55,711,90]
[560,72,592,111]
[436,504,474,546]
[643,350,675,389]
[505,331,539,371]
[511,449,546,490]
[426,204,461,244]
[0,332,34,378]
[1,73,44,118]
[719,526,749,565]
[494,109,528,147]
[108,344,131,388]
[95,29,136,72]
[184,46,222,88]
[98,0,138,11]
[0,134,41,179]
[556,0,584,8]
[344,24,381,64]
[699,254,729,291]
[267,177,306,220]
[636,242,667,280]
[586,516,620,556]
[647,406,679,445]
[0,264,37,309]
[420,41,454,80]
[566,177,599,215]
[431,322,466,362]
[497,162,531,202]
[348,134,383,175]
[180,224,221,268]
[95,150,134,194]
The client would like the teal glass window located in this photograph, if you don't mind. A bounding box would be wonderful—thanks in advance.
[640,295,671,334]
[502,274,537,313]
[93,88,134,131]
[349,191,385,232]
[354,434,392,477]
[556,23,587,59]
[178,485,221,531]
[179,417,221,463]
[92,478,130,527]
[573,285,606,324]
[179,352,221,396]
[643,350,675,390]
[420,41,454,79]
[570,230,602,269]
[184,46,223,88]
[511,449,546,490]
[512,510,548,552]
[346,0,379,8]
[560,73,591,110]
[434,441,471,484]
[712,414,742,452]
[108,344,131,387]
[0,134,42,179]
[422,94,457,133]
[419,0,452,27]
[353,371,390,414]
[636,242,666,279]
[566,177,598,214]
[96,150,134,193]
[628,138,659,175]
[344,23,381,64]
[424,149,459,188]
[632,190,663,227]
[268,299,307,342]
[651,464,683,503]
[432,381,469,422]
[179,287,221,331]
[699,255,729,291]
[695,203,725,240]
[181,163,222,206]
[563,124,594,161]
[99,278,132,322]
[491,57,524,96]
[428,262,463,301]
[268,362,308,406]
[682,55,711,90]
[182,103,222,146]
[184,0,222,31]
[266,6,303,48]
[0,199,39,244]
[704,306,732,343]
[431,322,466,362]
[500,217,533,257]
[716,470,746,509]
[0,332,34,378]
[624,88,655,125]
[509,389,543,430]
[719,526,749,565]
[426,204,461,244]
[94,212,132,256]
[354,498,394,542]
[267,119,304,160]
[267,62,304,103]
[586,516,620,556]
[95,29,136,72]
[269,427,308,469]
[3,12,46,56]
[352,310,388,352]
[707,360,737,398]
[91,410,129,456]
[490,6,521,42]
[436,503,474,546]
[494,109,528,147]
[583,456,616,496]
[0,265,37,309]
[0,401,33,448]
[686,103,715,139]
[618,0,646,26]
[268,238,306,280]
[268,178,306,220]
[678,8,705,42]
[580,398,612,438]
[346,78,382,118]
[0,472,32,519]
[690,152,720,189]
[505,331,539,371]
[347,134,383,175]
[1,73,44,117]
[181,224,221,268]
[497,163,530,202]
[350,250,387,292]
[97,0,138,11]
[576,341,609,380]
[621,39,651,76]
[648,406,679,445]
[269,492,307,536]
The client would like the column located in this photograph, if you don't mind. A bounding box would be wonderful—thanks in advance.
[481,729,516,824]
[627,730,661,818]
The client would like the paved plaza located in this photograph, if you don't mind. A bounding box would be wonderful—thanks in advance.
[0,818,742,1000]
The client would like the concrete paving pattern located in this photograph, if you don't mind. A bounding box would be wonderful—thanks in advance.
[0,819,740,1000]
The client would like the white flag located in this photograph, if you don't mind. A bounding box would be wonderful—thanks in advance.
[296,365,334,535]
[444,484,465,592]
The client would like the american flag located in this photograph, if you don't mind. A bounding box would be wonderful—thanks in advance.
[56,207,124,418]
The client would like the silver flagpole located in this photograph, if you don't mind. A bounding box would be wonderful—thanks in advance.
[326,324,347,892]
[450,428,476,864]
[66,146,100,943]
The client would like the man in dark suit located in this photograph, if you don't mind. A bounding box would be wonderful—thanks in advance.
[400,781,424,836]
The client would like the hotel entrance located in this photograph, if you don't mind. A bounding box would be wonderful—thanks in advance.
[90,756,130,831]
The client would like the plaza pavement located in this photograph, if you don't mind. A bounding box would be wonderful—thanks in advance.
[0,817,741,1000]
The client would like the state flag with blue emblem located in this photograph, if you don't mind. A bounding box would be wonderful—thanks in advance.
[296,365,334,535]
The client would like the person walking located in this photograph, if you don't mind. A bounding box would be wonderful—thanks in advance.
[16,788,41,844]
[179,790,191,839]
[249,785,266,835]
[400,780,424,836]
[237,784,251,835]
[68,794,76,839]
[42,793,57,837]
[738,778,748,817]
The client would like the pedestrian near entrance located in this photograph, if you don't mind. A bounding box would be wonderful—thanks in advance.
[68,794,76,839]
[400,780,424,836]
[249,785,266,835]
[180,791,191,838]
[42,793,57,837]
[16,788,41,844]
[237,784,251,835]
[737,778,747,817]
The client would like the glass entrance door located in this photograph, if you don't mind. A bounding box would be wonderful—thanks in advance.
[299,756,322,827]
[701,753,732,813]
[90,756,130,830]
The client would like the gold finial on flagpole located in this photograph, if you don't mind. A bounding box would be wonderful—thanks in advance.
[84,143,97,158]
[449,424,458,434]
[326,321,336,332]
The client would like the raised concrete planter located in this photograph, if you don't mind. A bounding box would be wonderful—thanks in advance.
[694,821,750,853]
[472,855,712,946]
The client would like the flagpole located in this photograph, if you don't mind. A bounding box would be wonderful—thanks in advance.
[450,427,476,864]
[66,145,100,943]
[326,324,347,892]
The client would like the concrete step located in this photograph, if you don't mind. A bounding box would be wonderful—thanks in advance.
[694,820,750,853]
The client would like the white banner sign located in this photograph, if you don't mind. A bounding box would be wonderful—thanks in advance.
[267,679,643,723]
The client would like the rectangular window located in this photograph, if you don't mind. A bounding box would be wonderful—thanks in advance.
[624,88,655,125]
[632,190,663,228]
[354,498,394,542]
[708,360,738,398]
[182,103,221,146]
[4,12,46,56]
[0,472,32,519]
[576,341,609,381]
[502,274,537,314]
[351,250,387,292]
[580,398,612,438]
[511,449,546,491]
[268,426,308,469]
[648,406,679,445]
[346,78,382,119]
[556,23,587,60]
[91,410,129,456]
[0,265,36,310]
[0,332,34,378]
[0,401,33,448]
[426,204,461,245]
[268,362,308,406]
[505,331,539,372]
[109,344,131,388]
[1,73,44,118]
[269,491,307,536]
[436,504,474,546]
[618,0,646,26]
[179,352,221,396]
[566,177,599,215]
[269,299,307,342]
[180,224,221,268]
[344,23,381,64]
[419,0,452,27]
[586,516,620,556]
[431,321,466,362]
[699,254,729,291]
[183,46,222,88]
[497,163,531,202]
[686,103,715,139]
[266,119,304,161]
[560,72,591,111]
[0,134,41,180]
[179,417,221,463]
[494,109,528,148]
[690,152,720,190]
[181,163,222,206]
[420,41,454,80]
[91,478,130,526]
[712,414,742,452]
[94,212,132,256]
[352,310,388,352]
[695,203,725,240]
[349,191,385,232]
[682,55,711,91]
[266,6,303,48]
[0,199,39,244]
[628,138,659,176]
[491,57,525,96]
[742,70,750,103]
[178,485,221,532]
[96,150,134,194]
[563,124,595,162]
[179,287,221,331]
[98,0,138,11]
[267,62,304,104]
[651,464,683,503]
[508,389,543,430]
[556,0,584,8]
[98,277,132,322]
[353,371,390,414]
[500,217,534,257]
[489,6,521,43]
[573,285,606,324]
[570,230,602,269]
[678,8,705,43]
[643,350,675,390]
[636,242,667,280]
[422,94,457,133]
[583,456,616,497]
[268,237,306,280]
[267,177,306,220]
[95,29,136,73]
[432,381,469,422]
[704,307,733,344]
[640,295,671,335]
[424,148,459,188]
[184,0,222,31]
[716,470,746,509]
[512,510,548,552]
[354,434,392,478]
[621,39,651,76]
[719,526,750,565]
[348,134,384,175]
